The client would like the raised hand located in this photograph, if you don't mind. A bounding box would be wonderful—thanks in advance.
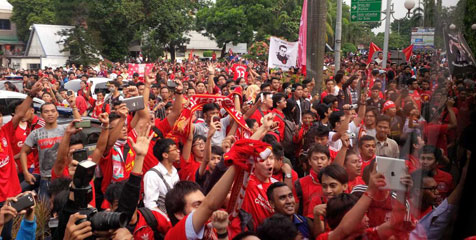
[313,204,327,217]
[98,113,109,127]
[67,94,77,107]
[63,213,93,240]
[207,62,216,75]
[211,210,229,234]
[128,125,153,156]
[116,103,129,118]
[30,81,44,96]
[66,119,83,135]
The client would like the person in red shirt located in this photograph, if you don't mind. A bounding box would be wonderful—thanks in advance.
[419,145,454,205]
[91,91,110,119]
[358,135,376,175]
[271,143,298,191]
[333,134,364,193]
[271,93,287,141]
[0,81,42,240]
[320,79,336,103]
[316,169,409,240]
[423,98,457,156]
[407,77,422,110]
[295,144,330,218]
[249,92,273,126]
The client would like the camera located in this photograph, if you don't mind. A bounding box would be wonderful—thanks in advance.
[71,161,127,234]
[347,131,357,139]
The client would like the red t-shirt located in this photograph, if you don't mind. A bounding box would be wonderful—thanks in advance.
[423,123,448,155]
[134,209,171,239]
[75,95,89,115]
[296,170,324,218]
[165,212,204,240]
[231,63,248,80]
[240,175,277,229]
[316,228,380,240]
[100,132,137,193]
[406,154,420,173]
[141,118,173,174]
[347,176,365,193]
[0,121,21,202]
[178,154,201,182]
[250,108,269,126]
[272,109,286,141]
[434,169,453,204]
[11,116,44,174]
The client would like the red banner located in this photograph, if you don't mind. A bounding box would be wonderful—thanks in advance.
[127,63,154,81]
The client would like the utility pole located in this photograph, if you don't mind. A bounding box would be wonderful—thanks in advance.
[335,0,343,72]
[382,0,392,69]
[307,0,328,96]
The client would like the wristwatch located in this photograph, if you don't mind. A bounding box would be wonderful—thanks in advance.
[285,173,292,179]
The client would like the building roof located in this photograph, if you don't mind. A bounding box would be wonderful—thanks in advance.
[185,31,221,51]
[25,24,73,57]
[0,0,12,12]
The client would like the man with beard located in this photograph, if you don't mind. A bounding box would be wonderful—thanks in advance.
[267,182,312,239]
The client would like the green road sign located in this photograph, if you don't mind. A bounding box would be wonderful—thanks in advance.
[351,0,382,22]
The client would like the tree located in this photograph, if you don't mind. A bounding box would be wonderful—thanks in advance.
[140,0,197,61]
[462,0,476,54]
[342,42,357,54]
[87,0,144,61]
[9,0,56,42]
[372,32,407,50]
[58,23,101,66]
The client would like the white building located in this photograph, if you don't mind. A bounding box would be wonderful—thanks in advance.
[10,24,72,70]
[0,0,24,67]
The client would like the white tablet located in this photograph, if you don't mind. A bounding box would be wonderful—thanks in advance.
[376,156,408,191]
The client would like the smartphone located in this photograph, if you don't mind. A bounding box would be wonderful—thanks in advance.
[67,90,73,96]
[167,80,177,90]
[72,149,88,162]
[10,193,34,212]
[212,116,220,123]
[123,96,145,112]
[75,120,91,128]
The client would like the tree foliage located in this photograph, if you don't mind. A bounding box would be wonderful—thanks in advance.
[462,0,476,54]
[9,0,56,42]
[57,26,101,66]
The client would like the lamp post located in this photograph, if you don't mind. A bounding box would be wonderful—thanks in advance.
[334,0,343,72]
[382,0,415,69]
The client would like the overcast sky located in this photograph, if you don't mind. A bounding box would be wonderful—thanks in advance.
[342,0,461,33]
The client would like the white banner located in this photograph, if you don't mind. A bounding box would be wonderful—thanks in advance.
[268,37,298,70]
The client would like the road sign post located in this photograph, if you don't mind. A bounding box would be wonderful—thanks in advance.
[351,0,382,22]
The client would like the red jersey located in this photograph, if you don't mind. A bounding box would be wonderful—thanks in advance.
[406,154,420,173]
[231,63,248,80]
[347,176,365,193]
[11,116,44,174]
[409,90,421,110]
[178,154,201,182]
[134,209,171,239]
[165,212,204,240]
[0,121,21,202]
[296,169,324,218]
[240,175,277,229]
[433,169,454,204]
[91,101,110,119]
[249,108,269,126]
[140,118,173,174]
[99,132,137,193]
[272,109,286,141]
[316,228,380,240]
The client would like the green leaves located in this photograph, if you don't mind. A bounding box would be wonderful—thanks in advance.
[10,0,56,42]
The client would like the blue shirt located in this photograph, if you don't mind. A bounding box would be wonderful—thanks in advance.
[0,216,36,240]
[410,199,455,239]
[293,214,311,239]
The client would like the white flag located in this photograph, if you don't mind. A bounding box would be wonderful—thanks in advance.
[268,37,298,70]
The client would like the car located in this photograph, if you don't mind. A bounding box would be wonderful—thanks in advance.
[0,90,72,125]
[64,77,130,101]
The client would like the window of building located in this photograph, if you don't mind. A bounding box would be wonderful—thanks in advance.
[0,19,11,30]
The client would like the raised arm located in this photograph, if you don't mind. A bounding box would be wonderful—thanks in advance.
[250,113,274,140]
[352,93,366,126]
[53,120,81,177]
[200,121,219,177]
[207,62,216,94]
[130,72,156,128]
[334,134,350,167]
[181,124,195,162]
[67,94,82,120]
[12,81,43,128]
[192,165,237,233]
[166,80,184,126]
[446,98,457,129]
[90,113,110,163]
[329,169,386,240]
[106,104,128,152]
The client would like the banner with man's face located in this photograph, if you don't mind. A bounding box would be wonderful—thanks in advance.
[444,30,476,77]
[268,36,298,70]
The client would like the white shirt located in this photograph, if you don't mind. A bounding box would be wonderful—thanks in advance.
[143,162,180,210]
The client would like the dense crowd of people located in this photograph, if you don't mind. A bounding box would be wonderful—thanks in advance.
[0,51,475,240]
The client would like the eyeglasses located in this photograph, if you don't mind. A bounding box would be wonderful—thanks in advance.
[192,142,205,147]
[168,147,179,153]
[423,186,438,192]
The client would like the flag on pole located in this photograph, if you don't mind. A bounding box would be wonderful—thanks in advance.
[367,42,382,64]
[402,44,414,62]
[297,0,308,74]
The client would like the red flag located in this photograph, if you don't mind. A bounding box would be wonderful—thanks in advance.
[297,0,308,72]
[403,44,414,62]
[367,42,382,64]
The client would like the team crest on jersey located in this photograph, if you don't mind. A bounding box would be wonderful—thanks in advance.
[2,138,7,147]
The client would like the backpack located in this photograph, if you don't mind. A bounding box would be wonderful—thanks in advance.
[275,114,297,155]
[147,168,172,214]
[138,208,165,240]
